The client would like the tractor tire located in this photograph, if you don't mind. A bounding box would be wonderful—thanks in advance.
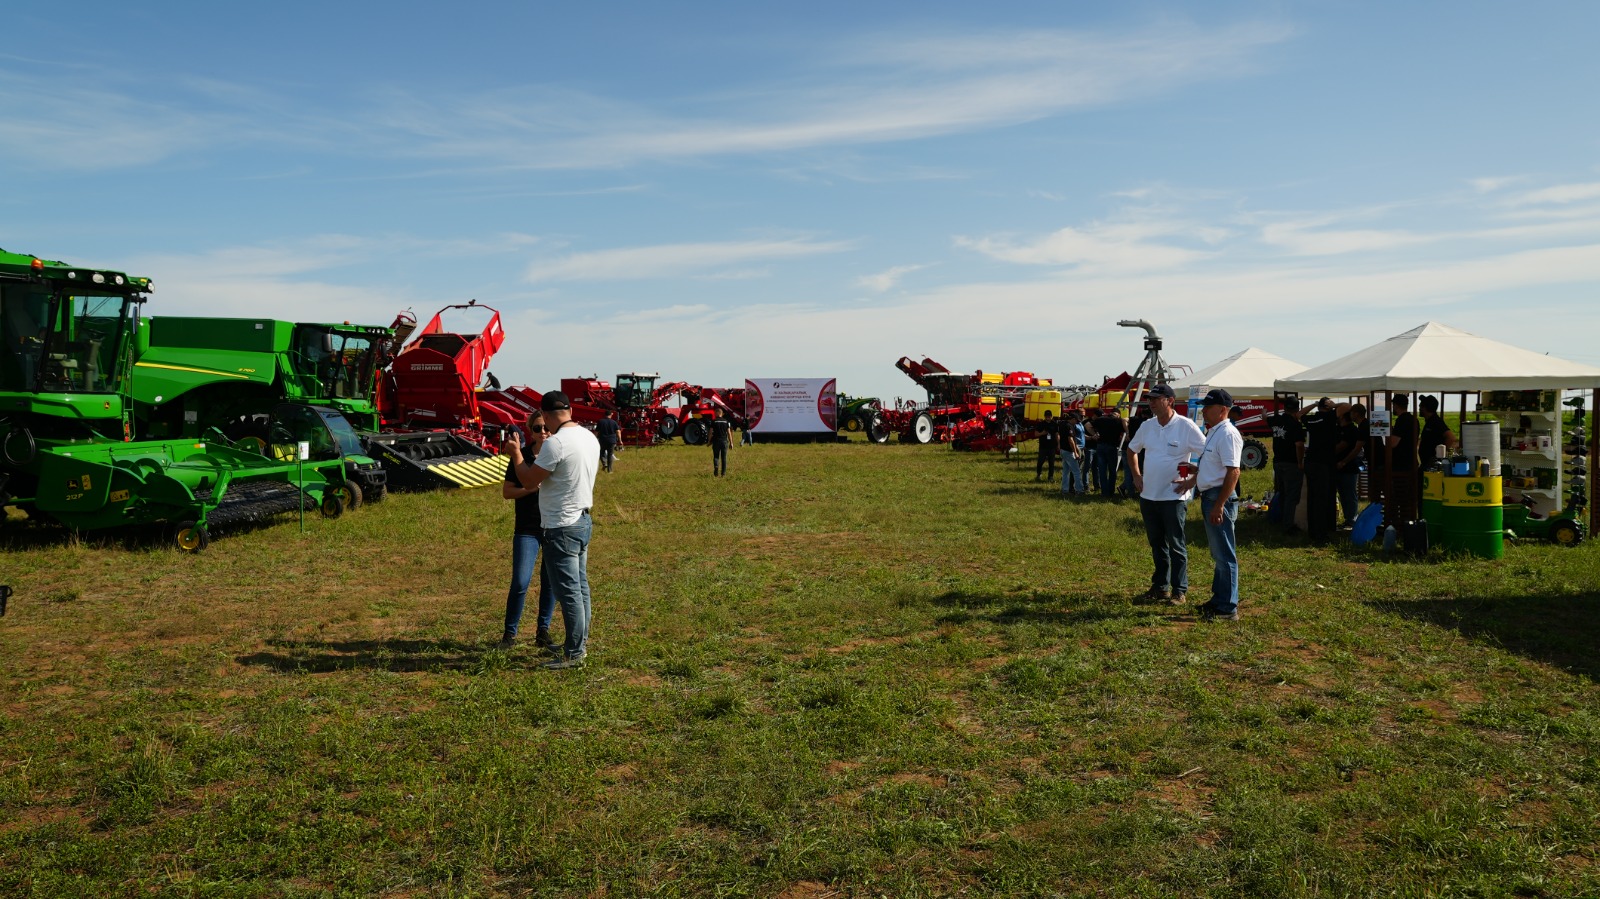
[1241,438,1268,471]
[320,493,345,519]
[335,478,363,512]
[864,412,890,444]
[172,520,209,553]
[658,416,681,440]
[683,419,710,446]
[1551,520,1584,547]
[843,415,862,433]
[367,482,388,503]
[225,416,271,456]
[912,412,935,445]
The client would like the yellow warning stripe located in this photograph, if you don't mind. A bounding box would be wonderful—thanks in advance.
[135,361,252,379]
[427,457,504,488]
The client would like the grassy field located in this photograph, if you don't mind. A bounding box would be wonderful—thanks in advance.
[3,438,1598,897]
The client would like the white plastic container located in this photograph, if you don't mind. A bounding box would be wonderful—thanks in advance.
[1460,421,1500,473]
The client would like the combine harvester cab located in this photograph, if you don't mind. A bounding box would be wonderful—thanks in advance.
[0,249,346,550]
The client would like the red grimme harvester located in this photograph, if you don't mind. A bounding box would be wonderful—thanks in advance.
[880,356,1094,451]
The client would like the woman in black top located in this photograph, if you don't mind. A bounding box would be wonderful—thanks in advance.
[500,411,556,649]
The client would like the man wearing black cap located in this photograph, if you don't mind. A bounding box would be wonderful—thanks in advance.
[1176,388,1244,621]
[1125,383,1207,605]
[507,390,601,669]
[1301,396,1340,543]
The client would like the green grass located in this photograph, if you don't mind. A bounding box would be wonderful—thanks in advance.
[2,438,1598,897]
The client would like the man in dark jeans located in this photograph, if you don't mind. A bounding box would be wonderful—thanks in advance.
[1035,409,1059,482]
[710,410,733,476]
[595,412,620,473]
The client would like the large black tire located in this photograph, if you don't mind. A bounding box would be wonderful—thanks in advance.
[335,478,363,512]
[842,414,862,433]
[367,482,388,503]
[1241,438,1268,471]
[912,412,934,445]
[864,412,890,444]
[683,419,710,446]
[658,415,681,440]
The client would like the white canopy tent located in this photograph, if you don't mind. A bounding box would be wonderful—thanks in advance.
[1172,347,1307,399]
[1276,322,1600,395]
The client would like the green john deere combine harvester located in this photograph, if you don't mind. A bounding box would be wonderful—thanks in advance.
[0,248,347,549]
[132,316,394,506]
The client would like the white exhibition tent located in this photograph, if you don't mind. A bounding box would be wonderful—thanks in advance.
[1276,322,1600,395]
[1171,347,1307,399]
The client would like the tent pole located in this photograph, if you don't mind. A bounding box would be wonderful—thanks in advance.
[1591,388,1597,538]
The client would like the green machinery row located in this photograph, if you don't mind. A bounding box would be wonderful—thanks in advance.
[1,247,495,551]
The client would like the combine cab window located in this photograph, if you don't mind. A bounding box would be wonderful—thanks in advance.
[615,374,657,408]
[293,328,381,401]
[0,287,126,393]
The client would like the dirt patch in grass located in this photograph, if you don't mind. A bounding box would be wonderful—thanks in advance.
[777,881,838,899]
[1141,772,1216,815]
[0,805,88,835]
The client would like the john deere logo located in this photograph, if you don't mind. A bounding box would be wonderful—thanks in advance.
[1466,482,1485,497]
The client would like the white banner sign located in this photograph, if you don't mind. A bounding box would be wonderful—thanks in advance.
[744,378,837,433]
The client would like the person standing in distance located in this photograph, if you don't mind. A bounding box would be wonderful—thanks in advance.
[506,390,601,669]
[1125,383,1208,605]
[710,410,733,476]
[499,411,556,650]
[1035,409,1059,482]
[1175,389,1244,621]
[595,411,620,473]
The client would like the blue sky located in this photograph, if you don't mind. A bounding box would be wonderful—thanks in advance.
[5,2,1599,401]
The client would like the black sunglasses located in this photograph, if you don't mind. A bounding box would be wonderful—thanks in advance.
[527,425,546,433]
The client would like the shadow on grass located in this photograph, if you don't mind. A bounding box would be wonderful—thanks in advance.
[237,638,511,673]
[927,589,1167,627]
[1369,590,1600,679]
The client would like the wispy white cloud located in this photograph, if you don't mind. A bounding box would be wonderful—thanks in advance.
[524,238,852,283]
[1506,181,1600,206]
[1469,175,1527,194]
[955,220,1226,272]
[857,264,928,292]
[0,20,1293,172]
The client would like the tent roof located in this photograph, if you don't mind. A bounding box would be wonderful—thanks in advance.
[1276,322,1600,394]
[1171,347,1307,399]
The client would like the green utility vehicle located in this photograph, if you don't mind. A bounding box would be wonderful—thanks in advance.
[0,248,347,549]
[132,316,394,506]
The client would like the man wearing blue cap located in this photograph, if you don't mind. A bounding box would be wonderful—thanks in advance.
[1175,388,1244,621]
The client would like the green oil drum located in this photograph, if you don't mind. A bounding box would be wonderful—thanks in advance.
[1437,476,1504,559]
[1421,469,1446,545]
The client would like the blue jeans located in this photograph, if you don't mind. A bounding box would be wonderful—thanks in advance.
[1060,451,1085,494]
[1199,487,1239,615]
[543,512,593,661]
[504,533,555,639]
[1138,498,1189,595]
[1095,446,1120,497]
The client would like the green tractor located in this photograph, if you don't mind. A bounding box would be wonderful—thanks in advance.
[131,316,395,507]
[0,248,347,549]
[836,393,890,443]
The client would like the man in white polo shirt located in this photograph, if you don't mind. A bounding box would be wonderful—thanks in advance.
[507,390,601,668]
[1175,388,1245,621]
[1125,383,1208,605]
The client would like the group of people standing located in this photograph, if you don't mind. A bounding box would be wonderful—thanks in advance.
[1033,407,1131,498]
[1267,393,1455,541]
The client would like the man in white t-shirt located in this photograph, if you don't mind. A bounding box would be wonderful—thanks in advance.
[507,390,601,668]
[1175,388,1245,621]
[1125,383,1208,605]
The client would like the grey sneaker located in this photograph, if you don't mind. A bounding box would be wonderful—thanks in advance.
[1167,592,1188,606]
[1142,586,1170,603]
[543,655,586,671]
